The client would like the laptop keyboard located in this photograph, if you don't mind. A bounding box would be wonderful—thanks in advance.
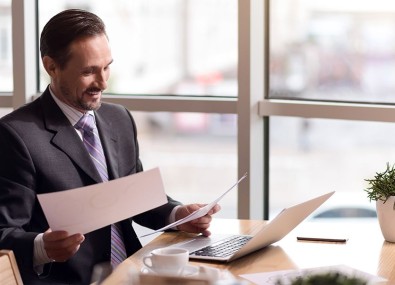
[190,235,252,258]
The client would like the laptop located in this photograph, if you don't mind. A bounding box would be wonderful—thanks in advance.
[167,191,335,262]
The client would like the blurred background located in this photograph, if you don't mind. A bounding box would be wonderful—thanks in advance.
[4,0,395,223]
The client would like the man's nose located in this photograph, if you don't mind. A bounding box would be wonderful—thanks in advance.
[96,70,108,90]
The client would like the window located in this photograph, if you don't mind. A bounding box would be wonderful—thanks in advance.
[133,111,237,218]
[264,0,395,219]
[269,117,381,218]
[38,0,237,97]
[270,0,395,104]
[37,0,239,218]
[0,0,12,92]
[13,1,390,220]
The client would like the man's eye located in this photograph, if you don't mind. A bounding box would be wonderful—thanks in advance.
[82,69,93,75]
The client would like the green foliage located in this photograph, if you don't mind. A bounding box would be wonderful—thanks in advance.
[365,162,395,203]
[275,272,367,285]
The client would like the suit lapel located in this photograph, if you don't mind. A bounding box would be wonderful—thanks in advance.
[41,90,103,183]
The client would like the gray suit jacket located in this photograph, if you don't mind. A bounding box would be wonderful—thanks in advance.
[0,88,181,284]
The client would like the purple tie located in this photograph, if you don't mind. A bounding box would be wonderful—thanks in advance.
[75,114,127,268]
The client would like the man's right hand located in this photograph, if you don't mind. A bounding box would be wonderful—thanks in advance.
[43,229,85,262]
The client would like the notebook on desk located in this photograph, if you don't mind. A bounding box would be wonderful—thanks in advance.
[167,191,335,262]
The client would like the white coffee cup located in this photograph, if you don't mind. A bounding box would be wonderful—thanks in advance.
[142,247,189,275]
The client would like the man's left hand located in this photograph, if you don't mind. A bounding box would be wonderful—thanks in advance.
[175,203,221,236]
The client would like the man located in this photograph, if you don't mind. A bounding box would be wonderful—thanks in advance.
[0,9,220,285]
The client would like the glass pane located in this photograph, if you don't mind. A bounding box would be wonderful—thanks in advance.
[0,0,12,92]
[269,117,384,219]
[133,111,238,218]
[38,0,238,97]
[0,108,12,117]
[270,0,395,104]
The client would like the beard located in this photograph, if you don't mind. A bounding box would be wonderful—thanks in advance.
[76,96,102,111]
[59,85,102,111]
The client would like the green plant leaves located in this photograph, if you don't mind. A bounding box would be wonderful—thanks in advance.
[275,272,367,285]
[365,162,395,203]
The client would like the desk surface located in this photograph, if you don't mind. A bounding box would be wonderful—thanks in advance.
[105,218,395,284]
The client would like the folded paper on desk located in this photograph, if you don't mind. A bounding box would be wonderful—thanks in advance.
[140,173,248,238]
[37,168,167,235]
[239,264,386,285]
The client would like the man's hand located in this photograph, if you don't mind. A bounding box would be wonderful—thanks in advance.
[43,229,85,262]
[175,203,221,237]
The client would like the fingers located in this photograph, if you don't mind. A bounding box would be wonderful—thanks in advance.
[193,203,221,215]
[43,230,85,262]
[207,204,221,215]
[175,203,221,235]
[180,203,221,218]
[189,213,213,226]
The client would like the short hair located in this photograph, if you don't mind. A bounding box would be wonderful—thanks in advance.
[40,9,107,69]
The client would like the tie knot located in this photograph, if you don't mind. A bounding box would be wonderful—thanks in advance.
[75,114,95,133]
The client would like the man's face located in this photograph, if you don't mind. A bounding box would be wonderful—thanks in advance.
[48,34,113,112]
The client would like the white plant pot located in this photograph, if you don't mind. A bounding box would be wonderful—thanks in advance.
[376,196,395,243]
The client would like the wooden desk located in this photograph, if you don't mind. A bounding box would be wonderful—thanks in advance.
[105,218,395,284]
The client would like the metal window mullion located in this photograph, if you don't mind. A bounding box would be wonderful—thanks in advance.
[12,0,37,109]
[102,96,237,114]
[259,99,395,123]
[0,95,12,107]
[238,0,266,220]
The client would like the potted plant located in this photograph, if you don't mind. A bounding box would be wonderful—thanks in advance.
[365,162,395,242]
[275,271,367,285]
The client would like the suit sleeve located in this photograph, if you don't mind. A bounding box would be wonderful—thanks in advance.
[0,121,39,273]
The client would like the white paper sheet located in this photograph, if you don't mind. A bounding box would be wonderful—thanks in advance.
[239,265,386,285]
[139,173,247,237]
[37,168,167,235]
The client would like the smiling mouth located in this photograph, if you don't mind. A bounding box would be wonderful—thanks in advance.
[85,89,102,97]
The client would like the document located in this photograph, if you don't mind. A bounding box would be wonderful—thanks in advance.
[37,168,167,235]
[140,173,247,237]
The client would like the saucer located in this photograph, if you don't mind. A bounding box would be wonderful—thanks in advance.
[141,265,199,276]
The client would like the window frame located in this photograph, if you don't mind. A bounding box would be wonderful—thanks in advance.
[10,0,394,220]
[12,0,263,219]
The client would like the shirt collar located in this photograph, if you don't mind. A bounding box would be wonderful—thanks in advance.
[49,86,95,126]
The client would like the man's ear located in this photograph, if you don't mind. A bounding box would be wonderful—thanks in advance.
[42,56,58,77]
